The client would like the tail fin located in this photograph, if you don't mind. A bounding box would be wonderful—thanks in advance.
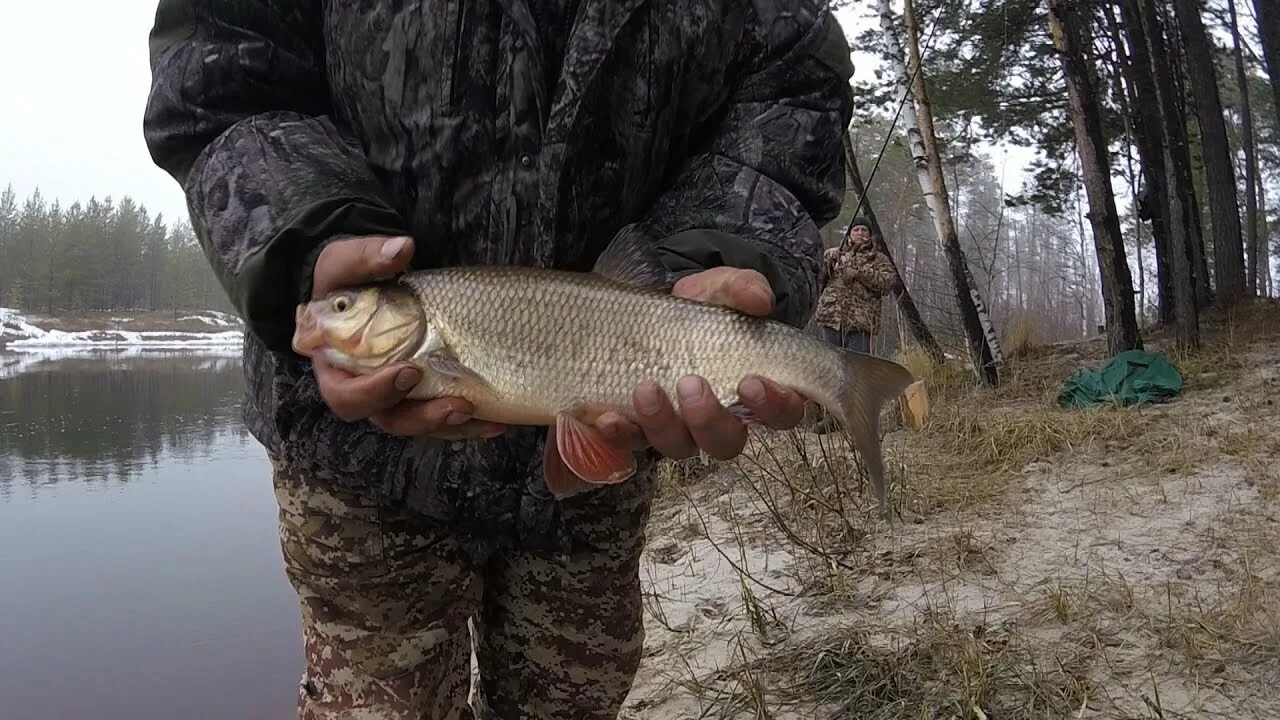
[827,350,916,515]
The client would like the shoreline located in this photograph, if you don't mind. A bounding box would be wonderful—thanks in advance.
[0,307,244,353]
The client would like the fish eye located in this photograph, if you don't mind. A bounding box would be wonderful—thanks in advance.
[332,295,352,313]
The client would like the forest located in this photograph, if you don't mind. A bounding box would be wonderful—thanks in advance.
[826,0,1277,380]
[0,185,231,314]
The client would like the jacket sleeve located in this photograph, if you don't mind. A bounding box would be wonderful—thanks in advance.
[607,2,854,328]
[848,249,902,295]
[143,0,409,353]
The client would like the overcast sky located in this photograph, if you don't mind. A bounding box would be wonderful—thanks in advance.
[0,2,1018,227]
[1,2,191,222]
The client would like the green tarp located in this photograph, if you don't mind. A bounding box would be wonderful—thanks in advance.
[1057,350,1184,409]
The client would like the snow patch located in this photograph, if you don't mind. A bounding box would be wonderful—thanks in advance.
[8,328,243,350]
[0,307,243,350]
[0,307,48,342]
[178,311,242,328]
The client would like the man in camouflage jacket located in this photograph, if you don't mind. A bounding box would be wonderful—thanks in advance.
[814,218,901,354]
[144,1,853,717]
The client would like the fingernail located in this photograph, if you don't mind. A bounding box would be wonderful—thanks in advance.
[380,236,409,263]
[740,377,766,404]
[677,376,704,403]
[394,367,421,391]
[636,382,661,415]
[446,412,471,426]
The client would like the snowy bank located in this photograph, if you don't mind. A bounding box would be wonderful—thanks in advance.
[7,328,243,350]
[0,307,46,342]
[0,307,243,351]
[177,311,242,328]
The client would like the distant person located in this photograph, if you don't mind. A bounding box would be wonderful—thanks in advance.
[142,2,854,719]
[810,219,899,434]
[815,218,901,355]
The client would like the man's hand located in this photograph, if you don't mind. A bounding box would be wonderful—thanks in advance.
[596,266,809,461]
[306,235,506,440]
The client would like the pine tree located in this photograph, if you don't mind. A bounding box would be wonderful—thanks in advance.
[1047,0,1141,353]
[1174,0,1247,302]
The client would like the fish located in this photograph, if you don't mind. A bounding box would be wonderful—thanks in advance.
[291,242,916,511]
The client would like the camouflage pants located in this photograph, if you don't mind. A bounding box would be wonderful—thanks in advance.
[271,460,653,720]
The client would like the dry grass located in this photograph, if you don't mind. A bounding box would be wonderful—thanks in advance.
[1003,311,1044,361]
[894,400,1141,514]
[893,342,973,403]
[628,302,1280,720]
[753,614,1095,719]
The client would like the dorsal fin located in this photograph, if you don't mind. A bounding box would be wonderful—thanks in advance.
[591,230,675,291]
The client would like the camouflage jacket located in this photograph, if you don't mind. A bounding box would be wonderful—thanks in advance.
[814,244,900,334]
[143,0,854,553]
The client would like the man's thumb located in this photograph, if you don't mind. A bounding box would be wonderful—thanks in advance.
[379,236,411,266]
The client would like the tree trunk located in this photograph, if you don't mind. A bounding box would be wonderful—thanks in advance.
[1013,215,1024,312]
[1135,200,1147,324]
[1137,0,1201,349]
[1164,7,1214,308]
[1112,0,1175,324]
[842,133,948,365]
[1174,0,1247,302]
[1260,173,1274,297]
[1187,179,1213,307]
[885,0,1002,385]
[1229,0,1260,296]
[1048,0,1142,354]
[1253,0,1280,126]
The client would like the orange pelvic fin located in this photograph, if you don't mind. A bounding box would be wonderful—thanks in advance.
[543,428,594,499]
[541,409,637,499]
[556,410,636,484]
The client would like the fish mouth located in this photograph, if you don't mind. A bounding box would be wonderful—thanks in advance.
[292,304,327,357]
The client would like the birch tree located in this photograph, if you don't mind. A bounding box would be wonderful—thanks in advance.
[881,0,1003,385]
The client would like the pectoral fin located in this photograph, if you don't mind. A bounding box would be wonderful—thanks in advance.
[425,352,498,397]
[554,410,636,485]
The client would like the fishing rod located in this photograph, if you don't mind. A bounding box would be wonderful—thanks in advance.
[840,3,948,254]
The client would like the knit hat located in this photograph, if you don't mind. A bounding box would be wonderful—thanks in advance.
[849,217,871,231]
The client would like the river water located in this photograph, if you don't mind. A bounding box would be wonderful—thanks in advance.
[0,350,301,719]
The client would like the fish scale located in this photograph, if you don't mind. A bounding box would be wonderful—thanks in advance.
[404,267,772,415]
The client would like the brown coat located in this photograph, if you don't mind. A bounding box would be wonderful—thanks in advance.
[814,244,900,333]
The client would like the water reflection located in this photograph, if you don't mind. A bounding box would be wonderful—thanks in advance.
[0,350,300,720]
[0,350,249,494]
